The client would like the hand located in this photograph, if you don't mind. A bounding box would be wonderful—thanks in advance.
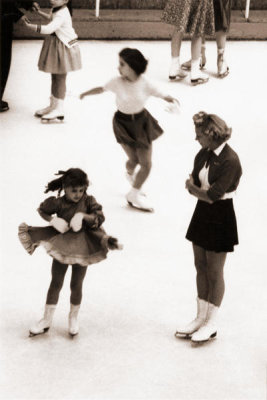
[165,97,180,114]
[32,2,40,12]
[70,212,84,232]
[185,174,194,191]
[50,216,69,234]
[85,214,98,228]
[20,15,31,25]
[79,93,85,100]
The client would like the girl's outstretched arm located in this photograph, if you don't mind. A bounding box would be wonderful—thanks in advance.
[80,87,104,99]
[163,95,180,107]
[32,2,51,20]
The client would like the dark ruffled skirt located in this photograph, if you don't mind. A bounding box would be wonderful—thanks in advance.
[18,223,119,267]
[162,0,215,36]
[214,0,232,32]
[186,199,238,253]
[112,109,163,149]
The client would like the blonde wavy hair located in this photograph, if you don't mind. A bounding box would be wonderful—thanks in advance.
[193,111,232,142]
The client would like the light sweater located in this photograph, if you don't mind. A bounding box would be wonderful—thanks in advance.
[104,76,166,114]
[38,5,78,48]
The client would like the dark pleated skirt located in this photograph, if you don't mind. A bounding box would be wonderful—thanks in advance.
[112,109,163,149]
[214,0,232,32]
[186,199,238,252]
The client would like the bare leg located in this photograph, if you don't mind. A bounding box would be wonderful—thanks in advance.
[169,29,187,79]
[216,31,229,77]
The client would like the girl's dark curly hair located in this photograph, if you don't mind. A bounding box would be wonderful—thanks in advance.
[45,168,89,196]
[193,111,232,142]
[119,48,148,76]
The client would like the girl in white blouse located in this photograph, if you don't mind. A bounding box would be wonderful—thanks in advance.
[23,0,81,122]
[80,48,179,212]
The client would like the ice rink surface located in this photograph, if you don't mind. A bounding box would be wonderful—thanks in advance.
[1,40,267,400]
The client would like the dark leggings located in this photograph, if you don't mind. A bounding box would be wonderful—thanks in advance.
[46,259,88,306]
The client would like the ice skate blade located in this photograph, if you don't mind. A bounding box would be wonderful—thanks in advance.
[191,331,217,343]
[169,74,187,81]
[29,327,50,337]
[191,78,209,86]
[41,116,64,123]
[218,68,229,79]
[174,331,192,339]
[69,332,78,338]
[127,200,154,213]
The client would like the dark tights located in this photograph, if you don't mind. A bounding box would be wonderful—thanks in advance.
[51,74,67,99]
[193,244,227,307]
[46,259,88,306]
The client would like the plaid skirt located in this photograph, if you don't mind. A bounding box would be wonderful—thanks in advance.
[112,109,164,149]
[162,0,215,36]
[38,35,82,74]
[214,0,232,32]
[186,199,238,253]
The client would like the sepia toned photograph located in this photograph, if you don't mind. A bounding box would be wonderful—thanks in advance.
[1,1,266,399]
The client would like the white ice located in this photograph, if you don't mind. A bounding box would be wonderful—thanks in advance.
[0,40,267,400]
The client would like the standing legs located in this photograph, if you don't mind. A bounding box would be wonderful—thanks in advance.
[169,29,187,80]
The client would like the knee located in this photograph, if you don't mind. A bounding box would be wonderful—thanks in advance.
[50,279,64,292]
[140,160,152,171]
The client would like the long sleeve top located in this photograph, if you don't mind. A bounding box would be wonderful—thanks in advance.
[38,193,105,228]
[38,5,78,48]
[191,143,242,202]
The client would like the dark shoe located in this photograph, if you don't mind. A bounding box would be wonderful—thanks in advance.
[0,100,9,112]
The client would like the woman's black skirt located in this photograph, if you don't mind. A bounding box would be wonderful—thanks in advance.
[214,0,232,32]
[112,109,163,149]
[186,199,238,252]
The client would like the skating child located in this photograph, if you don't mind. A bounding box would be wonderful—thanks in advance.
[18,168,122,337]
[22,0,81,122]
[80,48,180,212]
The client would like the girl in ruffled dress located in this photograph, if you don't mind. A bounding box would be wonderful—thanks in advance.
[23,0,81,122]
[18,168,121,337]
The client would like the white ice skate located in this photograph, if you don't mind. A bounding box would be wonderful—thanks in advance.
[34,96,56,118]
[126,188,153,212]
[191,303,219,343]
[168,59,187,80]
[217,52,229,78]
[29,304,56,337]
[41,98,64,123]
[68,304,80,337]
[175,298,208,338]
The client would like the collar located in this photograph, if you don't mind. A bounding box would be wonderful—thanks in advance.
[52,4,66,13]
[213,142,226,156]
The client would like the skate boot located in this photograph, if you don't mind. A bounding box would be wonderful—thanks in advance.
[126,188,154,212]
[29,304,56,336]
[191,59,209,86]
[182,45,206,71]
[35,96,56,118]
[175,298,208,338]
[68,304,80,337]
[191,303,219,343]
[217,49,229,78]
[41,98,64,123]
[168,57,187,80]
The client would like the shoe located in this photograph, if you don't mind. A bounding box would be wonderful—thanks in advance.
[68,304,80,337]
[191,303,219,343]
[0,100,9,112]
[126,188,154,212]
[175,298,208,338]
[217,53,229,78]
[41,98,64,123]
[29,304,56,336]
[169,59,187,80]
[35,96,56,118]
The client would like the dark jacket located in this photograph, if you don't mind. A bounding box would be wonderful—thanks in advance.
[191,143,242,202]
